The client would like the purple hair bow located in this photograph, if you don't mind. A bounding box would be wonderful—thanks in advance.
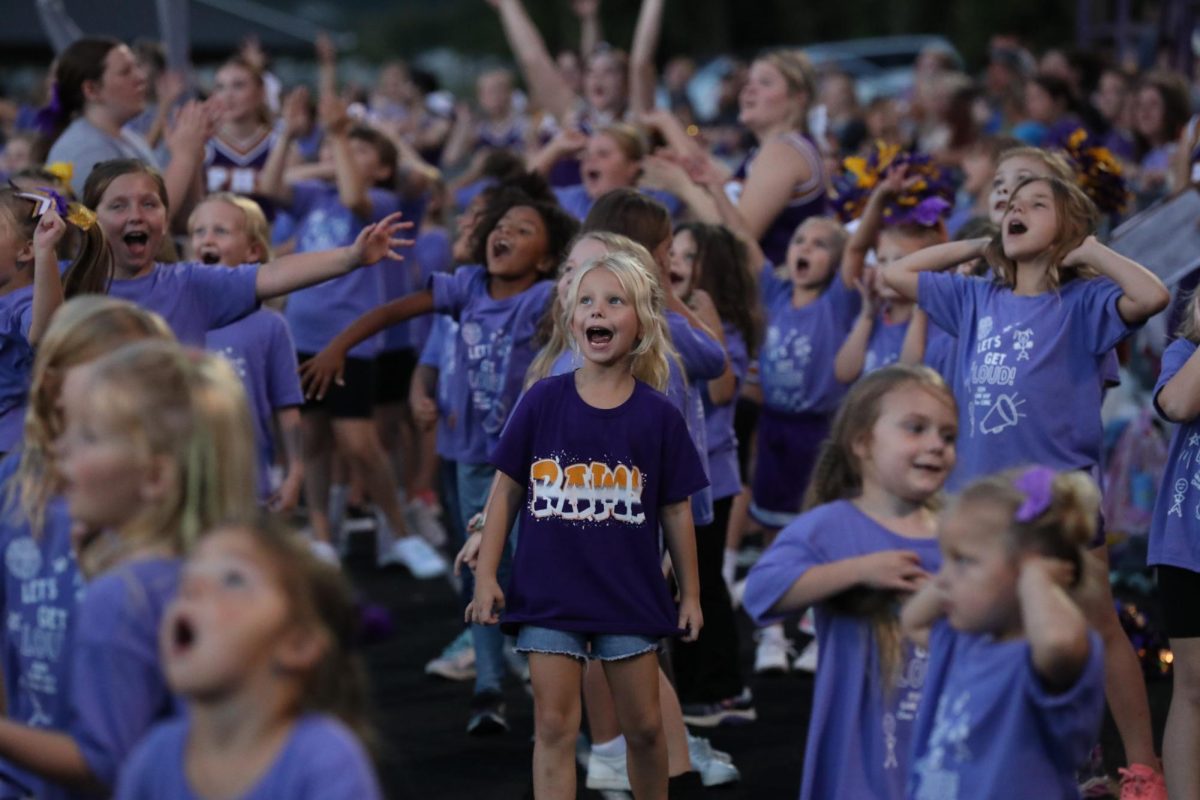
[1013,466,1056,523]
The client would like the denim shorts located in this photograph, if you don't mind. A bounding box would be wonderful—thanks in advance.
[515,625,660,662]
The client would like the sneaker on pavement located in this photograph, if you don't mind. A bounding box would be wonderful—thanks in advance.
[687,734,740,787]
[753,627,794,675]
[681,687,757,727]
[466,691,508,736]
[383,536,449,578]
[585,749,631,791]
[405,496,448,547]
[792,640,819,673]
[1117,764,1167,800]
[425,629,476,681]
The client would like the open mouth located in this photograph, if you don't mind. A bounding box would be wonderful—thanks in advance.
[913,462,944,475]
[123,231,150,256]
[172,614,197,654]
[491,240,511,259]
[793,256,811,274]
[585,326,614,346]
[584,169,602,183]
[199,251,221,265]
[1006,219,1027,235]
[669,270,687,287]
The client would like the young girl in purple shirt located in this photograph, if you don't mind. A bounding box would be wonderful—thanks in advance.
[0,297,173,800]
[468,249,706,800]
[902,467,1107,800]
[744,365,958,800]
[882,174,1170,794]
[0,341,257,795]
[116,517,382,800]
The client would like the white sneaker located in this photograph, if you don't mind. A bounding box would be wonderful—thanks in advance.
[424,629,476,681]
[792,640,819,673]
[798,608,816,636]
[687,734,740,787]
[753,625,793,675]
[405,497,448,547]
[384,536,448,579]
[730,577,747,610]
[585,749,631,791]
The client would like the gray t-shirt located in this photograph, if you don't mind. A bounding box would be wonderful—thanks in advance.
[45,117,160,196]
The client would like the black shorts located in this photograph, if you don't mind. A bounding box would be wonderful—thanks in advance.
[734,395,760,484]
[375,348,418,405]
[1158,565,1200,638]
[297,352,376,419]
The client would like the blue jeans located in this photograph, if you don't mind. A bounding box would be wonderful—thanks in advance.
[457,461,514,696]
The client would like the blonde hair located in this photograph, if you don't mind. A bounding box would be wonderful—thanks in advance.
[1177,287,1200,343]
[188,192,273,263]
[12,296,175,536]
[594,123,648,163]
[757,50,818,131]
[953,467,1099,585]
[562,250,674,391]
[794,216,849,288]
[996,146,1074,182]
[77,341,257,574]
[983,176,1099,291]
[528,231,650,386]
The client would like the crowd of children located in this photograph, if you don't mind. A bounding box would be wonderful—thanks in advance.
[0,1,1197,797]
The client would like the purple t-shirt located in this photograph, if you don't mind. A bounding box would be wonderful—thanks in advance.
[490,372,708,636]
[418,314,463,462]
[745,500,941,800]
[918,272,1133,489]
[115,713,382,800]
[406,226,452,353]
[703,326,747,500]
[909,619,1105,800]
[923,321,958,386]
[552,184,683,222]
[283,180,400,358]
[864,316,910,376]
[70,557,182,790]
[206,309,304,497]
[108,262,260,347]
[1149,338,1200,570]
[665,312,724,528]
[759,265,862,414]
[431,267,554,465]
[0,455,80,800]
[0,286,35,452]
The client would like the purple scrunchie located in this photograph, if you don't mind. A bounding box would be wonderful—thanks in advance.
[1014,465,1056,522]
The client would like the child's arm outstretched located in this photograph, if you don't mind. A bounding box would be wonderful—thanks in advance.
[466,471,522,625]
[29,208,67,346]
[899,576,945,649]
[879,236,990,301]
[661,499,703,641]
[1063,236,1170,324]
[1017,556,1090,690]
[298,289,434,399]
[1156,339,1200,422]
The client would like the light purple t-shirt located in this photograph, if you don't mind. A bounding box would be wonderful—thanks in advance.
[665,311,724,527]
[70,557,182,791]
[405,226,452,353]
[431,267,554,465]
[744,500,941,800]
[704,326,747,501]
[759,265,861,414]
[917,272,1133,489]
[115,713,383,800]
[418,314,463,461]
[207,309,304,497]
[283,180,400,358]
[490,372,708,636]
[908,619,1105,800]
[0,286,35,452]
[0,454,80,800]
[864,316,910,376]
[1149,338,1200,570]
[108,262,260,347]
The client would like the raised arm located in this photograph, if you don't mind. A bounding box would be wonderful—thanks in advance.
[898,307,930,365]
[1018,557,1090,690]
[488,0,577,123]
[1063,236,1170,324]
[321,94,373,219]
[298,289,435,400]
[574,0,601,62]
[258,87,309,207]
[879,237,989,301]
[162,99,218,227]
[843,167,907,289]
[1157,339,1200,422]
[28,208,67,346]
[629,0,664,115]
[833,279,877,384]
